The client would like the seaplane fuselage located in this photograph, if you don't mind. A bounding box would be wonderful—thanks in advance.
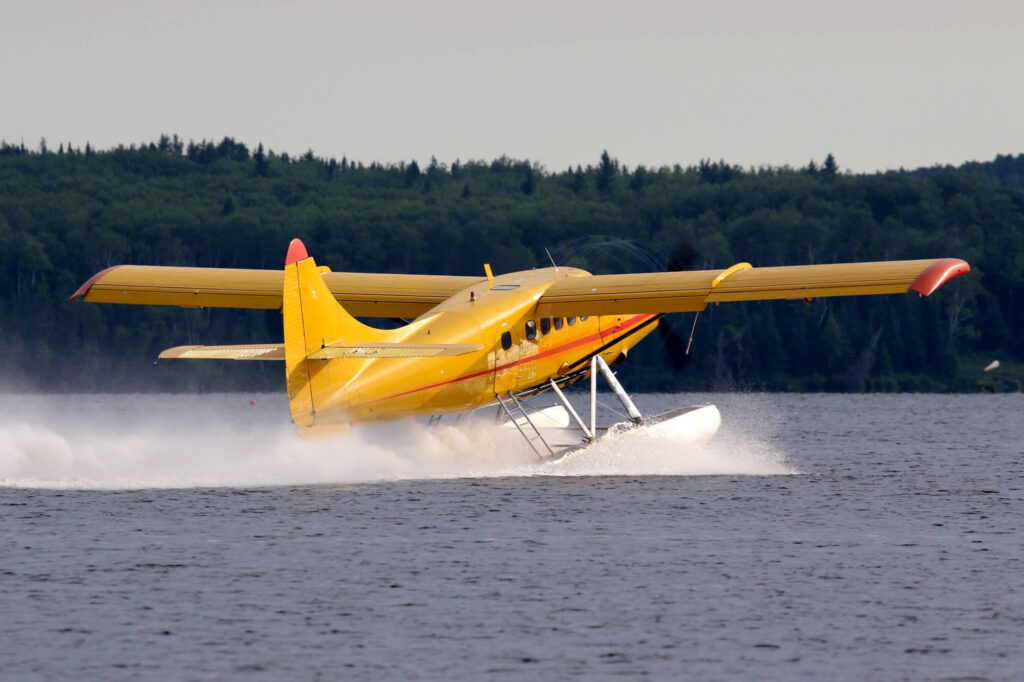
[322,266,657,425]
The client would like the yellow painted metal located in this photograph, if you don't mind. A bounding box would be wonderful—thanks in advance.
[73,251,967,428]
[271,257,649,425]
[285,253,413,425]
[78,259,957,319]
[283,258,314,425]
[710,262,753,288]
[159,344,285,360]
[309,342,483,359]
[536,258,957,316]
[705,260,944,303]
[537,269,723,316]
[158,342,481,360]
[74,265,480,318]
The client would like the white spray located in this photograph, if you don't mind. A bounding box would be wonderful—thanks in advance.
[0,393,795,489]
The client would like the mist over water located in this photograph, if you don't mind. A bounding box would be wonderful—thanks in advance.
[0,393,792,489]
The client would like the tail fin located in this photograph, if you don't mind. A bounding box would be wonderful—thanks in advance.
[282,239,391,425]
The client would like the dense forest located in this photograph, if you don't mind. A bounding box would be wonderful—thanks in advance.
[1,136,1021,392]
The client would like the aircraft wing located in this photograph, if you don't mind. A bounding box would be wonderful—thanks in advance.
[535,258,969,317]
[69,265,480,318]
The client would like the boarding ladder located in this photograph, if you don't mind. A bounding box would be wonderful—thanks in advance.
[495,391,555,459]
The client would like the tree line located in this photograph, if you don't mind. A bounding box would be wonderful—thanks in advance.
[1,137,1021,392]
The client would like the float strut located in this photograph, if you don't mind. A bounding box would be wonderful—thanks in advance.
[595,355,644,426]
[549,378,594,443]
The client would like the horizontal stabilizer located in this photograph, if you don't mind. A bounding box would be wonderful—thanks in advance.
[159,344,285,360]
[158,341,481,361]
[308,342,483,359]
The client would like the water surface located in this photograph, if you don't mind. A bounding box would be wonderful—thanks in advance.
[1,393,1021,679]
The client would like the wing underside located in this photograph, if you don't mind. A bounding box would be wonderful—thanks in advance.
[71,258,969,320]
[535,258,969,317]
[70,265,480,318]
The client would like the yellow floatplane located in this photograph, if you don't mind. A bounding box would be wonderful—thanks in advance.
[70,240,968,458]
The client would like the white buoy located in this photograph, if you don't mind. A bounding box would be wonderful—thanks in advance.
[984,360,1000,372]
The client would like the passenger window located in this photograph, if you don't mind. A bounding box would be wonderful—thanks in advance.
[501,331,512,350]
[580,316,589,322]
[567,316,576,326]
[525,320,537,340]
[540,318,551,335]
[553,317,564,331]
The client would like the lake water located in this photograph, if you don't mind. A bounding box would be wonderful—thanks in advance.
[1,392,1022,679]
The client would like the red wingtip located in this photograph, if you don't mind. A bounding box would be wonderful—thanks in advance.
[909,258,971,296]
[67,265,120,303]
[285,239,309,266]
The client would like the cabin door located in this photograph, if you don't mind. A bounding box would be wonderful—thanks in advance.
[493,324,520,394]
[598,315,626,343]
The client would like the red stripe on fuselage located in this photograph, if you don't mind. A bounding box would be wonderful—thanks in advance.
[351,314,653,409]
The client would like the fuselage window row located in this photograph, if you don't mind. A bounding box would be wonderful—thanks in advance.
[529,316,585,339]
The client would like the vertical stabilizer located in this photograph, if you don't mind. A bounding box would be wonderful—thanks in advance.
[282,239,391,425]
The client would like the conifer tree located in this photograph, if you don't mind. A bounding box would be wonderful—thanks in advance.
[253,143,269,177]
[595,150,618,195]
[404,160,421,188]
[823,153,838,178]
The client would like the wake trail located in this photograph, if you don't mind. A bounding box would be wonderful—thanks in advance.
[0,394,795,489]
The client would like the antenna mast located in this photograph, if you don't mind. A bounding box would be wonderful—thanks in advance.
[544,248,558,272]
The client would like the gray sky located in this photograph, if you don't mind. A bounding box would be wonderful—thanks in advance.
[3,0,1022,172]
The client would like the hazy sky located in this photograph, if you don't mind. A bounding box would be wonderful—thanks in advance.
[3,0,1022,172]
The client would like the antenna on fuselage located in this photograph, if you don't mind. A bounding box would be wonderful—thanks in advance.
[544,248,558,272]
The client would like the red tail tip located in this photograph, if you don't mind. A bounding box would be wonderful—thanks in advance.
[285,239,309,266]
